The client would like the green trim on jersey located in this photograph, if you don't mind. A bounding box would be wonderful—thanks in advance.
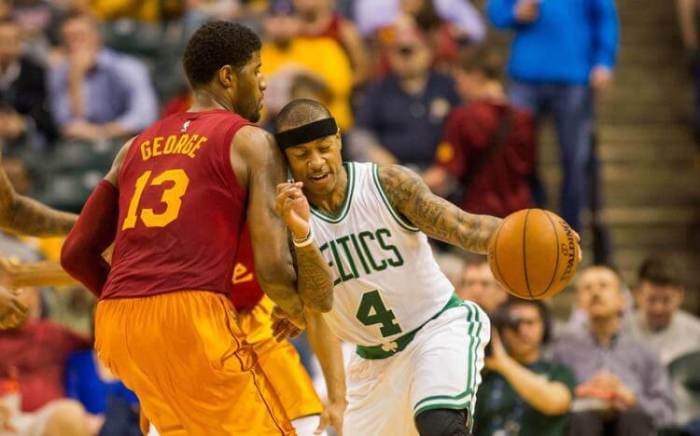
[356,293,462,359]
[311,162,355,223]
[371,164,420,232]
[412,301,484,422]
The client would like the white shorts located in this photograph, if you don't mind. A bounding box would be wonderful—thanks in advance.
[343,301,490,436]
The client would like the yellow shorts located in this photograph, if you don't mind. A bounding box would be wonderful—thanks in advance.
[95,291,294,436]
[238,296,323,421]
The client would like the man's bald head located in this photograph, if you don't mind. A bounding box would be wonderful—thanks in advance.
[276,98,332,132]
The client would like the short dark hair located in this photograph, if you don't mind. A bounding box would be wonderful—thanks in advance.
[638,256,684,289]
[183,21,261,88]
[276,98,332,132]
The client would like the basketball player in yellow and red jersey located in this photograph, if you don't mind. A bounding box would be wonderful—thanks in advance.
[59,21,334,435]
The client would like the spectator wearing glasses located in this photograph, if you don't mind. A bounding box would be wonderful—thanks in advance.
[473,298,575,436]
[350,21,459,168]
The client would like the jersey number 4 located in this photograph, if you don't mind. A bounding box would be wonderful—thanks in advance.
[122,169,190,230]
[356,290,402,337]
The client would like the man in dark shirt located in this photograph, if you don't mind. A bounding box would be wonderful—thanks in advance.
[351,22,460,169]
[0,18,57,152]
[474,298,574,436]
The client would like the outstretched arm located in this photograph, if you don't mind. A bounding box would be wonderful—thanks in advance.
[0,161,77,237]
[378,165,501,254]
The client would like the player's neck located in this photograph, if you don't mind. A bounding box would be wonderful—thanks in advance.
[308,166,348,216]
[189,89,234,113]
[589,315,621,348]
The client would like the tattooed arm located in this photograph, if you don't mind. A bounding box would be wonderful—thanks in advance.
[0,163,77,237]
[378,165,501,254]
[277,182,334,312]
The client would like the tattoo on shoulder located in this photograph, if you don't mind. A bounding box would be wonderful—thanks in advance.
[377,165,501,254]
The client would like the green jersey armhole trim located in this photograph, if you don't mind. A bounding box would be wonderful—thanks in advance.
[310,162,355,223]
[371,164,420,232]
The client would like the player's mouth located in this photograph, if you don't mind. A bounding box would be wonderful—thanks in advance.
[309,173,330,184]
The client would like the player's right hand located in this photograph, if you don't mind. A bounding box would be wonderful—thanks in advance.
[271,305,305,341]
[275,182,311,240]
[0,287,27,330]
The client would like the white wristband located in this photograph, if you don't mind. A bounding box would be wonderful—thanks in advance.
[293,230,314,248]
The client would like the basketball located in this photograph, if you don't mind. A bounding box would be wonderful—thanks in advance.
[488,209,580,300]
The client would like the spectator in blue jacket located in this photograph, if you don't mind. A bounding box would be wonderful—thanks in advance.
[487,0,619,231]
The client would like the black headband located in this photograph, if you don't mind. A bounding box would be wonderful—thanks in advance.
[274,118,337,150]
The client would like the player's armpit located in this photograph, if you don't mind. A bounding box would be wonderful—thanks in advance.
[377,164,502,254]
[232,126,304,319]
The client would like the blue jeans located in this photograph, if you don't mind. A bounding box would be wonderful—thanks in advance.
[508,81,594,231]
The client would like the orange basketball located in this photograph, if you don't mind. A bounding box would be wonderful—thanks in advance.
[487,209,580,300]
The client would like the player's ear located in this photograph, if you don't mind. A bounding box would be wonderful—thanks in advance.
[217,65,238,89]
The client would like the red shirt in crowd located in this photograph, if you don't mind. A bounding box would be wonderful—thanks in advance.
[436,100,535,217]
[0,320,90,412]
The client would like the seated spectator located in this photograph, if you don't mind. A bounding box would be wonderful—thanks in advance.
[424,49,535,218]
[551,265,675,435]
[626,256,700,366]
[294,0,370,86]
[261,0,353,128]
[0,286,93,435]
[48,13,158,141]
[65,349,141,435]
[456,256,507,314]
[474,298,574,436]
[0,18,57,153]
[350,22,459,169]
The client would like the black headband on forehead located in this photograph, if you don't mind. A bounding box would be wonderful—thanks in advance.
[274,118,337,150]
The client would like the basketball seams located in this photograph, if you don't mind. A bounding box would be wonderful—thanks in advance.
[522,209,534,300]
[537,211,561,299]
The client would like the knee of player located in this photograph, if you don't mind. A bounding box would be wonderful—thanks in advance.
[415,408,472,436]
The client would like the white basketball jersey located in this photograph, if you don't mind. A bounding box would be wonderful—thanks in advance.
[309,162,454,346]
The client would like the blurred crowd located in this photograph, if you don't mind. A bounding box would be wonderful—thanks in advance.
[0,0,699,435]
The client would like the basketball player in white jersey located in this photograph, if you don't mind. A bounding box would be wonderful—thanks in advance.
[273,99,502,436]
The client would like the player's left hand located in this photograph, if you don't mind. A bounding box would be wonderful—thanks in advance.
[316,399,346,435]
[275,182,311,240]
[271,305,305,341]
